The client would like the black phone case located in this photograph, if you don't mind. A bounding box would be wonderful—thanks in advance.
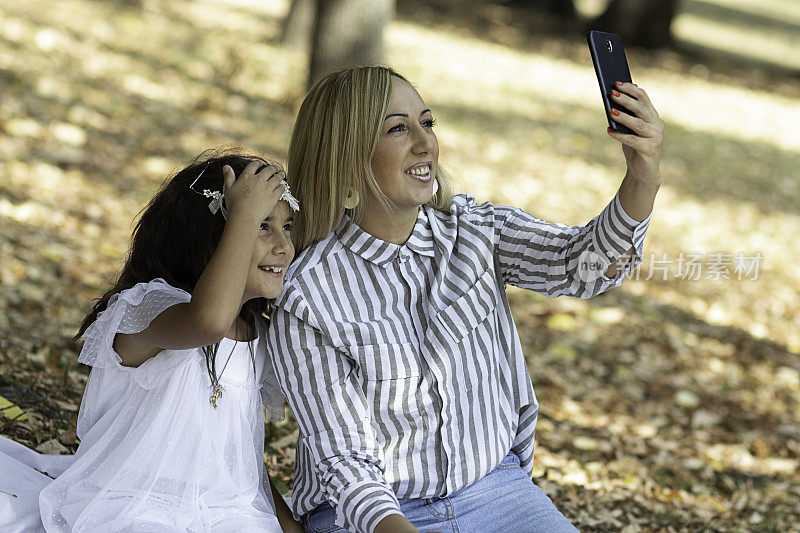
[587,30,634,135]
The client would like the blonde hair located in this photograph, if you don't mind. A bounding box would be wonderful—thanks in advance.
[287,66,453,253]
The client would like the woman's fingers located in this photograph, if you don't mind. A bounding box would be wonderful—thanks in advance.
[606,127,644,150]
[606,83,664,184]
[610,107,652,137]
[608,120,662,155]
[611,82,664,135]
[613,82,654,117]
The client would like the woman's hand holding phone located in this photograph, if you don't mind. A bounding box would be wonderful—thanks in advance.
[587,30,664,187]
[606,81,665,187]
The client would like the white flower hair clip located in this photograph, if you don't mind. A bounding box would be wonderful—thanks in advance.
[278,180,300,212]
[190,164,230,218]
[201,189,223,214]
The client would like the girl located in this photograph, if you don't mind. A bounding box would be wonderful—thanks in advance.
[0,151,303,532]
[267,67,663,533]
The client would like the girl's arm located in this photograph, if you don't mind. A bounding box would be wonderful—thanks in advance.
[268,475,304,533]
[374,514,419,533]
[114,162,286,367]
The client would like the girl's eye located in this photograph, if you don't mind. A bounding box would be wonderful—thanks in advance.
[259,222,270,231]
[423,118,437,128]
[387,123,407,133]
[283,223,293,232]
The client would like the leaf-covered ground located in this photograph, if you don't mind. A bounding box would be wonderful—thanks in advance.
[1,0,798,531]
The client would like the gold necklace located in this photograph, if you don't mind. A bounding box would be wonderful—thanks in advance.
[209,340,238,409]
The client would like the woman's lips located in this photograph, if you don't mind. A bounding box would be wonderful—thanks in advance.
[405,162,432,181]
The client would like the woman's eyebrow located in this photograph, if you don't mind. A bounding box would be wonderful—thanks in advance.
[383,109,432,121]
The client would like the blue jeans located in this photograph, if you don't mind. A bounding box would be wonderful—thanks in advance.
[303,451,578,532]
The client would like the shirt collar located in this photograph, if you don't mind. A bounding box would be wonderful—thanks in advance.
[336,207,436,266]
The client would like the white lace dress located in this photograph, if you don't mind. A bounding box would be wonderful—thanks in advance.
[0,279,285,532]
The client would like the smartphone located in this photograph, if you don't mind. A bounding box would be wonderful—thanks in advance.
[587,30,634,135]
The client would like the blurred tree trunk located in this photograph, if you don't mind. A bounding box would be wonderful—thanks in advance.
[504,0,576,21]
[307,0,394,88]
[590,0,680,49]
[281,0,315,52]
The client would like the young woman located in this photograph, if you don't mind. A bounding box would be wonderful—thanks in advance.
[0,151,303,532]
[268,67,663,533]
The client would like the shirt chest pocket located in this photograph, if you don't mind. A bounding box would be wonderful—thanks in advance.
[352,342,421,380]
[434,268,499,344]
[351,342,423,420]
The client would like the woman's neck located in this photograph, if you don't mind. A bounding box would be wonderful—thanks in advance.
[357,205,419,245]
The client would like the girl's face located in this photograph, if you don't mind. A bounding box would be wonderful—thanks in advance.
[243,200,295,301]
[368,77,439,215]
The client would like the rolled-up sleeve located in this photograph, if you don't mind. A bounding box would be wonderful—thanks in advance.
[267,293,402,533]
[493,192,650,297]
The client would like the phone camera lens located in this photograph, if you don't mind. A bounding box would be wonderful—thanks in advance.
[606,40,613,52]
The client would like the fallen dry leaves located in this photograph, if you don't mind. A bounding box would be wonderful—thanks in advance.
[1,0,799,531]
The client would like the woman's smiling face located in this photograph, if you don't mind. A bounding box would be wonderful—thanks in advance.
[368,76,439,217]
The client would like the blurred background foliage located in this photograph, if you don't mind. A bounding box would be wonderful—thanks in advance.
[1,0,798,530]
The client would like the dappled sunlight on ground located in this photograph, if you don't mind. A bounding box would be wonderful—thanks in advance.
[1,0,798,530]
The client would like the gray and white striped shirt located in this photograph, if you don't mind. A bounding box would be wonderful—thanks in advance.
[268,193,650,533]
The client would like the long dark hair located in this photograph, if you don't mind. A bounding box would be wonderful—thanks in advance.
[76,148,275,384]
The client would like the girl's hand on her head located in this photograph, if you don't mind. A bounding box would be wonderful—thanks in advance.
[606,82,665,187]
[222,160,287,222]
